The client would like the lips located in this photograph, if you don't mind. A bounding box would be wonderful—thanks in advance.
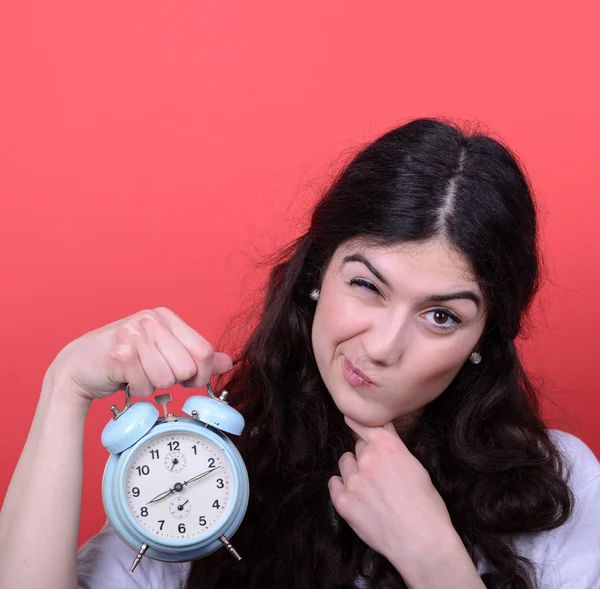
[342,356,379,387]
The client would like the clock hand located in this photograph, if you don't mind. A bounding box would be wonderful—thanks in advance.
[145,466,222,505]
[183,465,222,486]
[146,486,176,505]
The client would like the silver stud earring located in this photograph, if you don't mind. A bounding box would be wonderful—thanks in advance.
[470,352,482,365]
[309,288,320,301]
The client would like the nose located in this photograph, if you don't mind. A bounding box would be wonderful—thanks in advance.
[361,311,410,367]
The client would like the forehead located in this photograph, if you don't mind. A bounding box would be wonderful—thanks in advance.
[333,237,481,291]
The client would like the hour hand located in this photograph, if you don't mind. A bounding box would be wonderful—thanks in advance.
[146,487,175,505]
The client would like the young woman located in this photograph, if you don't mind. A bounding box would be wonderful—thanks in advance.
[1,118,599,589]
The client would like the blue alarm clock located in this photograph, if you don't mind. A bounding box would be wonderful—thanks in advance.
[101,382,249,573]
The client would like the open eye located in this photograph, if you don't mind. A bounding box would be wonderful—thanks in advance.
[422,309,462,333]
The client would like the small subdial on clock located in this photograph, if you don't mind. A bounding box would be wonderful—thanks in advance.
[164,450,186,473]
[169,496,192,519]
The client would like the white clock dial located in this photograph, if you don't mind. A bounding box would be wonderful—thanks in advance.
[124,431,233,541]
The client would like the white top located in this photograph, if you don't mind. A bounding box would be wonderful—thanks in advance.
[77,430,600,589]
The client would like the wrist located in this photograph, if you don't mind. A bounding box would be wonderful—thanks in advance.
[389,526,484,589]
[41,367,93,415]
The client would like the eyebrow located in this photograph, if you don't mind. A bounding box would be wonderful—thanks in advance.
[341,253,482,309]
[424,292,481,309]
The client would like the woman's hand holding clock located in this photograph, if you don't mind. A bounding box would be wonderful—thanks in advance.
[2,306,234,589]
[45,307,233,405]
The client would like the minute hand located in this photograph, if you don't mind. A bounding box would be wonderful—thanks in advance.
[183,465,222,486]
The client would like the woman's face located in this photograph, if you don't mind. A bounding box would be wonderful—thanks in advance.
[311,237,488,431]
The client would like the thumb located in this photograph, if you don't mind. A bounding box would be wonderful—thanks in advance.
[212,352,234,375]
[180,352,233,389]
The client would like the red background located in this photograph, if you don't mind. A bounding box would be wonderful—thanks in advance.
[1,1,599,546]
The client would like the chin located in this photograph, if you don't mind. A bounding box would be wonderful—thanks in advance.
[330,389,423,433]
[329,391,390,427]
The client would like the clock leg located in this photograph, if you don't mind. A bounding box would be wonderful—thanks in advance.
[129,543,149,572]
[219,535,242,561]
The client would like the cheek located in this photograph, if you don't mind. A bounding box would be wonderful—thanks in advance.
[311,305,337,367]
[312,295,364,351]
[396,340,471,405]
[422,345,466,383]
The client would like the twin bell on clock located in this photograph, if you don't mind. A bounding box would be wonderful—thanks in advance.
[100,382,249,573]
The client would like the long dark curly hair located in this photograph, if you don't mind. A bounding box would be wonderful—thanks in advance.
[185,117,573,589]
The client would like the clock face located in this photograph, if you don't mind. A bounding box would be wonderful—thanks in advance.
[124,431,233,541]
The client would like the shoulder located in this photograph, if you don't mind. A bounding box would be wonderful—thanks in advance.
[77,520,192,589]
[513,429,600,588]
[548,429,600,489]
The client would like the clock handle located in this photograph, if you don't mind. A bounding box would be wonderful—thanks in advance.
[109,385,132,419]
[129,543,149,573]
[207,381,230,403]
[219,535,242,561]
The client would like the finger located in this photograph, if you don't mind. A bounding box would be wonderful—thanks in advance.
[180,352,233,388]
[327,475,345,501]
[211,352,234,374]
[153,307,233,376]
[344,415,375,443]
[124,314,224,393]
[338,451,358,479]
[137,318,199,384]
[355,438,368,457]
[109,339,156,398]
[135,333,179,393]
[153,308,233,386]
[382,421,400,436]
[345,415,401,444]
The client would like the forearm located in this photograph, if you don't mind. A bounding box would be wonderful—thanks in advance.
[0,371,92,589]
[389,527,486,589]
